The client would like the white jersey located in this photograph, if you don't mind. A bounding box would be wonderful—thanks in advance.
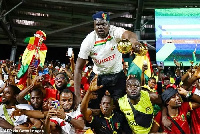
[194,88,200,96]
[78,25,126,75]
[0,104,33,126]
[50,104,83,134]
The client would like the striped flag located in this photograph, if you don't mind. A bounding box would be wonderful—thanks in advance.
[128,46,152,83]
[17,33,47,90]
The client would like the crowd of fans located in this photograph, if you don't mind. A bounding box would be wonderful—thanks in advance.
[0,55,200,134]
[1,10,200,134]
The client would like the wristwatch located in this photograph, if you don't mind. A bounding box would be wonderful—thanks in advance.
[65,115,72,123]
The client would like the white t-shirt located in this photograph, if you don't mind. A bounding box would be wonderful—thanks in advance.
[194,88,200,96]
[0,104,33,126]
[0,80,5,88]
[50,105,83,134]
[78,25,126,75]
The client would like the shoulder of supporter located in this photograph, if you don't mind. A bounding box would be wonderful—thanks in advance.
[16,104,34,110]
[78,31,96,59]
[14,115,28,126]
[81,31,96,47]
[0,104,3,116]
[0,80,5,88]
[109,25,126,39]
[194,88,200,96]
[67,104,82,119]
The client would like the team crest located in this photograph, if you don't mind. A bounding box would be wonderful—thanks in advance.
[181,114,185,121]
[146,107,151,113]
[102,13,107,20]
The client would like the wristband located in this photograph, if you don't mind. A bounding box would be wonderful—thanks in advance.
[185,91,193,99]
[31,126,37,130]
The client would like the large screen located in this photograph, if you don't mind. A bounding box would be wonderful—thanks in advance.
[155,8,200,66]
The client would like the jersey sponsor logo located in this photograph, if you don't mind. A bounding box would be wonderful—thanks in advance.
[94,54,116,64]
[130,121,138,126]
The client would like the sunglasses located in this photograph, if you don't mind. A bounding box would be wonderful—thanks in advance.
[55,77,65,81]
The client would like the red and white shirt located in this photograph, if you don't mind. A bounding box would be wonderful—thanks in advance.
[50,104,83,134]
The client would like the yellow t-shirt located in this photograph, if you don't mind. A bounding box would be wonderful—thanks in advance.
[118,90,153,134]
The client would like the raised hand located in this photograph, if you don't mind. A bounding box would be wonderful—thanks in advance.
[89,74,103,92]
[31,76,43,87]
[142,61,148,72]
[47,108,57,119]
[11,107,24,118]
[177,87,187,96]
[174,59,180,67]
[162,117,172,131]
[56,108,66,120]
[193,66,200,79]
[28,64,35,75]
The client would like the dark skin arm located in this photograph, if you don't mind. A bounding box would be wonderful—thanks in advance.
[150,120,160,133]
[161,106,172,131]
[157,66,163,82]
[0,117,14,129]
[141,63,148,86]
[30,118,42,129]
[16,75,42,104]
[181,69,191,88]
[60,67,73,80]
[121,31,138,51]
[44,108,58,134]
[178,87,200,105]
[27,65,35,87]
[0,65,3,80]
[81,74,103,122]
[149,92,162,105]
[16,84,34,104]
[56,108,85,130]
[12,109,45,119]
[149,92,172,131]
[74,57,87,104]
[121,31,144,55]
[149,93,164,133]
[44,115,51,134]
[182,67,200,90]
[80,90,93,122]
[69,51,75,75]
[141,66,145,86]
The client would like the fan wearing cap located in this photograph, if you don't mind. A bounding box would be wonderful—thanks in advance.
[150,87,200,133]
[75,11,140,106]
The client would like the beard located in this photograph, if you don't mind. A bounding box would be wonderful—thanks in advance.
[127,93,140,100]
[2,100,9,105]
[55,83,67,91]
[97,32,106,38]
[64,106,73,112]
